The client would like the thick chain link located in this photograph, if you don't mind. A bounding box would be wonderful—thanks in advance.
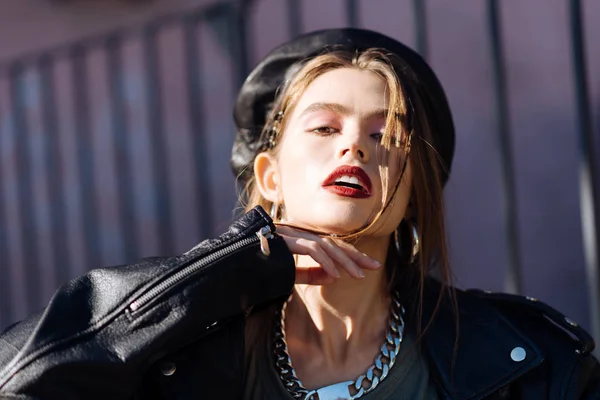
[273,292,405,400]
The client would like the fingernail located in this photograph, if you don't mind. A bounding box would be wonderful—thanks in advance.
[372,259,382,268]
[357,269,366,278]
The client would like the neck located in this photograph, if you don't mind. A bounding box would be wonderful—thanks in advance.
[285,235,392,366]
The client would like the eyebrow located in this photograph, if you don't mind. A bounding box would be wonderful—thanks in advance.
[299,102,388,120]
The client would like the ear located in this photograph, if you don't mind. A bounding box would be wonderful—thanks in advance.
[253,152,282,204]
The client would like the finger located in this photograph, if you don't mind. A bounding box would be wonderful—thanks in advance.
[274,225,309,237]
[277,226,378,278]
[334,240,382,270]
[319,237,366,279]
[277,226,363,278]
[281,236,341,279]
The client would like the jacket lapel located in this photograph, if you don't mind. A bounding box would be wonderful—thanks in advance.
[419,281,543,399]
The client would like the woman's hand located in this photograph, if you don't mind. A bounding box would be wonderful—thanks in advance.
[275,225,382,285]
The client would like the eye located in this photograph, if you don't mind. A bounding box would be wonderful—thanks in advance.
[311,126,339,136]
[371,133,384,141]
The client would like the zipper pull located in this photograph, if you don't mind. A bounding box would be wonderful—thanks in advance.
[256,225,273,256]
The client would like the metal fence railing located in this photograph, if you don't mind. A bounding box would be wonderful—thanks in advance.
[569,0,600,351]
[0,0,598,351]
[0,1,247,328]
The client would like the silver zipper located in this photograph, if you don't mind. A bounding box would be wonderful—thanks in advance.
[257,225,273,256]
[129,225,274,312]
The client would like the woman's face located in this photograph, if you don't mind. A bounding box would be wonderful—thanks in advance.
[270,68,412,236]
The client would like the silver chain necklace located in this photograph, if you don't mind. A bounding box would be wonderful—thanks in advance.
[273,292,405,400]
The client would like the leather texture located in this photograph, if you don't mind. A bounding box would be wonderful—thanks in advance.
[0,206,295,399]
[0,206,598,399]
[418,282,600,399]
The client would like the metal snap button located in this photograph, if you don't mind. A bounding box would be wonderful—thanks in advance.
[510,347,526,362]
[160,361,176,376]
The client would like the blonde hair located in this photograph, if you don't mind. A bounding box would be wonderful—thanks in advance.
[239,49,453,308]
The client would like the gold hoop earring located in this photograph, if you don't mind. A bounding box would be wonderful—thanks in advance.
[269,202,285,222]
[270,202,278,220]
[410,223,420,264]
[394,222,420,264]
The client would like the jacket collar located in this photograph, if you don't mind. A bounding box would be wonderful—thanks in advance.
[418,280,543,400]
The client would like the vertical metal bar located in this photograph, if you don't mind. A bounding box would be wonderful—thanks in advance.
[184,17,212,239]
[143,25,173,254]
[106,35,137,262]
[0,206,9,329]
[8,63,41,311]
[287,0,302,38]
[346,0,359,28]
[412,0,428,59]
[231,1,251,90]
[487,0,522,294]
[0,75,13,330]
[70,46,102,267]
[0,225,9,330]
[569,0,600,349]
[38,55,70,285]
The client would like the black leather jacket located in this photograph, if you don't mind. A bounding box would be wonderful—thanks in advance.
[0,207,599,399]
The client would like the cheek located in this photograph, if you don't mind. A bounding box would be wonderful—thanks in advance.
[375,150,406,195]
[387,150,407,177]
[374,163,413,234]
[277,135,330,186]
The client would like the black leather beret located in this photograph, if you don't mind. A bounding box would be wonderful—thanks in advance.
[231,28,455,185]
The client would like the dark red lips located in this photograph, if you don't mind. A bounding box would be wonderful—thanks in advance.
[322,165,372,199]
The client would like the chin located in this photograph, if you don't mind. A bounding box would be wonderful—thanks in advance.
[316,221,365,234]
[303,208,371,234]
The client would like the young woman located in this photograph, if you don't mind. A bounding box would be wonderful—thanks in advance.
[0,28,598,400]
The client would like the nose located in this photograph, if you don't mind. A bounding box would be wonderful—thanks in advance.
[339,132,369,163]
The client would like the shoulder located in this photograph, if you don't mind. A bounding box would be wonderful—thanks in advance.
[420,280,600,398]
[462,288,595,356]
[459,289,600,398]
[419,277,597,366]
